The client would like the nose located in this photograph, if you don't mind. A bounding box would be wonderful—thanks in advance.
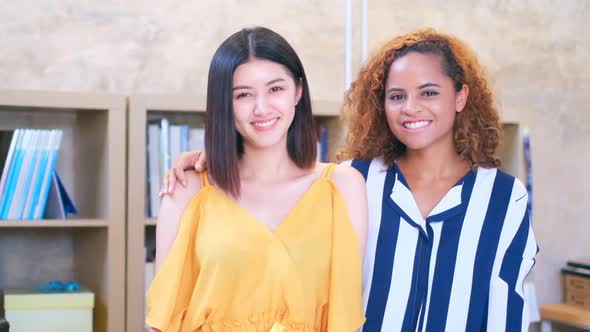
[254,94,269,116]
[401,95,420,116]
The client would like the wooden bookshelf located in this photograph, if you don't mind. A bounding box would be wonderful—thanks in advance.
[127,94,202,332]
[0,90,126,332]
[126,93,345,332]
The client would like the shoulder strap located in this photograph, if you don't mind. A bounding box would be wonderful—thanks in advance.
[321,163,336,179]
[198,171,210,187]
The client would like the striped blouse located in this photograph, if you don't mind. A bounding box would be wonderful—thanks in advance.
[343,158,538,332]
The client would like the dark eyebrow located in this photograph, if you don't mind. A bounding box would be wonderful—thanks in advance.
[386,87,405,94]
[418,83,441,89]
[266,78,286,86]
[232,78,286,91]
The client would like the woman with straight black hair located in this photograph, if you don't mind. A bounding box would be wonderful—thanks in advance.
[146,27,367,332]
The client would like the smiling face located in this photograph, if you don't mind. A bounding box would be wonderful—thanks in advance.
[232,58,302,151]
[384,51,468,153]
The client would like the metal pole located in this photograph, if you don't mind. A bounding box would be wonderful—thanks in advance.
[345,0,353,90]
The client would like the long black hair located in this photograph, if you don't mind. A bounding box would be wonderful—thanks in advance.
[205,27,317,197]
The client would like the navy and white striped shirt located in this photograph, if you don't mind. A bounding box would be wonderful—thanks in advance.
[344,158,537,332]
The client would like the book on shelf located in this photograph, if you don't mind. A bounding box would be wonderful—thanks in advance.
[169,124,182,171]
[189,128,205,152]
[146,119,206,218]
[22,130,48,219]
[159,118,170,180]
[0,129,25,218]
[147,123,161,218]
[0,129,20,202]
[44,172,79,219]
[9,129,39,219]
[0,128,77,221]
[316,125,328,162]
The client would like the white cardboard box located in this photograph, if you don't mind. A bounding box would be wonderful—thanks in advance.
[4,289,94,332]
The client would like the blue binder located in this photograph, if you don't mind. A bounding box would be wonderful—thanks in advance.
[43,171,78,219]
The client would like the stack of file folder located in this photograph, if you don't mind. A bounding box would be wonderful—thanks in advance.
[0,129,77,220]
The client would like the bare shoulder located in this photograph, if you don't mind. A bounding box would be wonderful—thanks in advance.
[325,163,368,255]
[329,163,366,195]
[166,170,202,207]
[158,170,203,227]
[155,170,204,269]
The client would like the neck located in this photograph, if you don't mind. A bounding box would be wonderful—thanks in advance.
[239,142,299,182]
[397,136,469,180]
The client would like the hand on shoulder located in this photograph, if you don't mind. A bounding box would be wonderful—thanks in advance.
[162,170,203,207]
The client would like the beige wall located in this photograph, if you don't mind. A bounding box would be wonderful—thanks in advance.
[0,0,346,101]
[1,1,588,331]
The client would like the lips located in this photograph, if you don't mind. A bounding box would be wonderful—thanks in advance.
[403,120,431,130]
[251,117,279,130]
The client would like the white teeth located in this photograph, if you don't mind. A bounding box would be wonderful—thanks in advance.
[404,121,430,129]
[252,118,277,128]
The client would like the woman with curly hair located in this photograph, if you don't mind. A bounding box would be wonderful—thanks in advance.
[337,29,537,332]
[162,29,537,332]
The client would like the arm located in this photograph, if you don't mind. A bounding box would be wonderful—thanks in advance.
[487,186,538,332]
[325,164,369,331]
[159,151,207,197]
[155,170,202,271]
[147,171,202,331]
[330,164,368,271]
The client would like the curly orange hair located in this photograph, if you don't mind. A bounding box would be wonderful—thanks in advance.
[337,28,502,169]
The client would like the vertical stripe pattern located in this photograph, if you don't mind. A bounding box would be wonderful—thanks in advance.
[348,159,538,332]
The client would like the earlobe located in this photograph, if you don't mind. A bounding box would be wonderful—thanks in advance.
[456,84,469,113]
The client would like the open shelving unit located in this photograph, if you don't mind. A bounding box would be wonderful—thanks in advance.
[0,90,126,332]
[127,94,206,332]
